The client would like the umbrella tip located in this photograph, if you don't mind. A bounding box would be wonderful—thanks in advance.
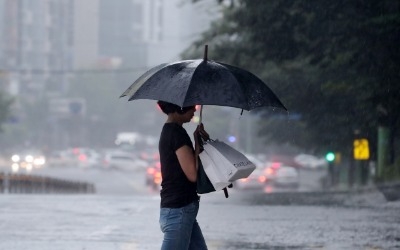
[203,45,208,61]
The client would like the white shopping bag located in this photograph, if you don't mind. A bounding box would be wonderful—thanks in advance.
[200,139,256,183]
[198,149,232,190]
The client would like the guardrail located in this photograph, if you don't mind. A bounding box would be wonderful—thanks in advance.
[0,172,95,194]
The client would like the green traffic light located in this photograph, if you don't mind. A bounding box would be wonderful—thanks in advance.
[325,152,335,162]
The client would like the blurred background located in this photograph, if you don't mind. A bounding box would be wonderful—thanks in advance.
[0,0,399,191]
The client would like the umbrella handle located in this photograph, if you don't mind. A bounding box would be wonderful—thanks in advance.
[199,105,203,124]
[198,105,212,143]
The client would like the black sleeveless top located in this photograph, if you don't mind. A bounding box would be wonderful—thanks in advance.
[159,123,198,208]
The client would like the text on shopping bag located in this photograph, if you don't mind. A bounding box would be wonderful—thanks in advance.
[202,140,256,182]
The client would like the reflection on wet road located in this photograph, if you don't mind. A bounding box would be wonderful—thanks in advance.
[0,167,399,250]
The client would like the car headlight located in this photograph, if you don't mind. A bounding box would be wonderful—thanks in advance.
[25,155,34,163]
[33,157,46,166]
[11,154,20,162]
[11,163,19,172]
[26,164,33,171]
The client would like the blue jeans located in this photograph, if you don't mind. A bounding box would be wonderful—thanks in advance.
[159,200,207,250]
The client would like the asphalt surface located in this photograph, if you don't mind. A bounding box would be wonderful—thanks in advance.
[1,166,399,249]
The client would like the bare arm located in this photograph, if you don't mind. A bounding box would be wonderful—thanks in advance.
[176,145,197,182]
[176,123,210,183]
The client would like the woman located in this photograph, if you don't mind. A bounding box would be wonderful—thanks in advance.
[157,100,209,250]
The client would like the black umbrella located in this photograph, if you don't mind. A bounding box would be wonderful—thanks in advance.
[120,45,287,112]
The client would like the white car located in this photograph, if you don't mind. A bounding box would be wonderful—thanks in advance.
[272,165,300,188]
[234,166,267,190]
[234,154,268,190]
[294,154,327,169]
[102,151,148,171]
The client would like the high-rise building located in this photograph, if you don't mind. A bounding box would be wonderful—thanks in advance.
[72,0,99,70]
[96,0,219,68]
[0,0,73,98]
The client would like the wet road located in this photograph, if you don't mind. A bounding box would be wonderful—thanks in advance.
[0,167,399,250]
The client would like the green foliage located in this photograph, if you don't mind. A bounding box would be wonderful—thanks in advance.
[377,159,400,182]
[184,0,400,157]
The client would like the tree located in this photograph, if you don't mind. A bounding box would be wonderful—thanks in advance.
[183,0,400,161]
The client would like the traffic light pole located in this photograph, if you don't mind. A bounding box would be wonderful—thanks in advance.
[325,152,336,188]
[328,161,335,187]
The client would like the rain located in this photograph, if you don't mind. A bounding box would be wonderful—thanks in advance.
[0,0,399,249]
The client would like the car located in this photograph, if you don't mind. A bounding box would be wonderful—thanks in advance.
[47,150,79,168]
[68,147,101,168]
[234,154,268,190]
[139,150,160,163]
[269,165,300,188]
[294,154,327,169]
[10,150,46,173]
[265,154,302,169]
[145,161,162,190]
[234,166,267,190]
[47,148,101,168]
[102,151,148,171]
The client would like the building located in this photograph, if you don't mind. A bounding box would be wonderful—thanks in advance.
[0,0,73,98]
[0,0,219,149]
[96,0,219,68]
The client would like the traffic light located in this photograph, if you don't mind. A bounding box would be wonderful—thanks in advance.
[325,152,335,162]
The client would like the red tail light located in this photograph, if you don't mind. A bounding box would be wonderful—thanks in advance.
[265,167,274,176]
[271,162,281,169]
[258,176,266,183]
[78,154,87,162]
[147,168,155,175]
[72,148,80,154]
[154,172,162,184]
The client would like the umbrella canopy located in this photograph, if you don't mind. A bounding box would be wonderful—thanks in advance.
[121,47,286,111]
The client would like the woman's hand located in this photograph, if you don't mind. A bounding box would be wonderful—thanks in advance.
[195,123,210,141]
[194,123,209,156]
[191,124,209,181]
